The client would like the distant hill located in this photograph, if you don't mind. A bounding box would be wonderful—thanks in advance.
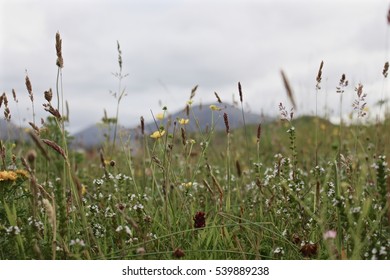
[71,123,135,149]
[0,119,28,142]
[144,103,271,133]
[2,103,273,148]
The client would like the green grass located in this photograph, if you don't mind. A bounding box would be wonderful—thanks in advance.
[0,33,389,260]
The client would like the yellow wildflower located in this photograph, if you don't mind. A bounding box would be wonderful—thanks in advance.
[178,118,189,125]
[156,113,164,120]
[15,170,29,179]
[0,171,17,181]
[81,184,87,196]
[150,129,165,139]
[183,182,192,188]
[209,104,222,111]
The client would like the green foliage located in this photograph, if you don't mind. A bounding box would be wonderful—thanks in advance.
[1,112,389,259]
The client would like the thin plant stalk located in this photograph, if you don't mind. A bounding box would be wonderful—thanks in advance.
[238,82,249,163]
[314,60,324,213]
[112,41,128,151]
[224,113,231,212]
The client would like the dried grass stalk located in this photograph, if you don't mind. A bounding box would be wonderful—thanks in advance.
[28,131,50,160]
[185,104,190,116]
[117,40,122,72]
[99,149,109,178]
[12,89,17,102]
[43,103,61,119]
[257,123,262,143]
[223,112,230,134]
[25,74,34,102]
[42,139,67,160]
[28,122,40,135]
[44,88,53,103]
[181,127,186,146]
[280,70,296,109]
[140,116,145,135]
[42,198,56,227]
[202,179,215,197]
[190,85,198,100]
[0,93,4,108]
[238,82,243,102]
[20,157,33,175]
[383,61,389,78]
[235,160,242,177]
[214,92,222,103]
[316,61,324,89]
[1,93,11,120]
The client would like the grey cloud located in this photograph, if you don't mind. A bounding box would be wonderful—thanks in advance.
[1,0,389,134]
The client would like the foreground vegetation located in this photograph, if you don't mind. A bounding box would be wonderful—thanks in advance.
[0,33,389,260]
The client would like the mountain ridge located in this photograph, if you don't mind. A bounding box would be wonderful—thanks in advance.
[1,103,272,148]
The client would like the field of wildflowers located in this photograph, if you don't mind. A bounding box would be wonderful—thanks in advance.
[0,32,389,260]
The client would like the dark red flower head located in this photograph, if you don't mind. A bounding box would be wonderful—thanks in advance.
[300,243,318,258]
[173,248,185,258]
[193,211,206,229]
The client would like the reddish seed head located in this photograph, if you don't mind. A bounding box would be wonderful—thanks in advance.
[193,211,206,229]
[173,248,185,258]
[300,243,318,258]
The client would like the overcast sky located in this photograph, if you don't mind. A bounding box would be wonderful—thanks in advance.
[1,0,390,133]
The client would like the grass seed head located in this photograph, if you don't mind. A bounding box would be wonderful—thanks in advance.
[383,61,389,78]
[238,82,243,102]
[214,91,222,103]
[257,123,262,142]
[25,74,33,101]
[42,139,67,160]
[12,89,17,103]
[190,85,198,100]
[116,40,122,72]
[140,116,145,135]
[0,93,4,108]
[55,32,64,68]
[44,88,53,103]
[42,198,55,227]
[43,103,61,119]
[316,60,324,89]
[223,112,230,134]
[1,93,11,120]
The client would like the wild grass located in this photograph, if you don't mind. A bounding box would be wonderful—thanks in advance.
[0,32,389,260]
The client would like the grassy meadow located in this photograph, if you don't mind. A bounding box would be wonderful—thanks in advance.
[0,33,389,260]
